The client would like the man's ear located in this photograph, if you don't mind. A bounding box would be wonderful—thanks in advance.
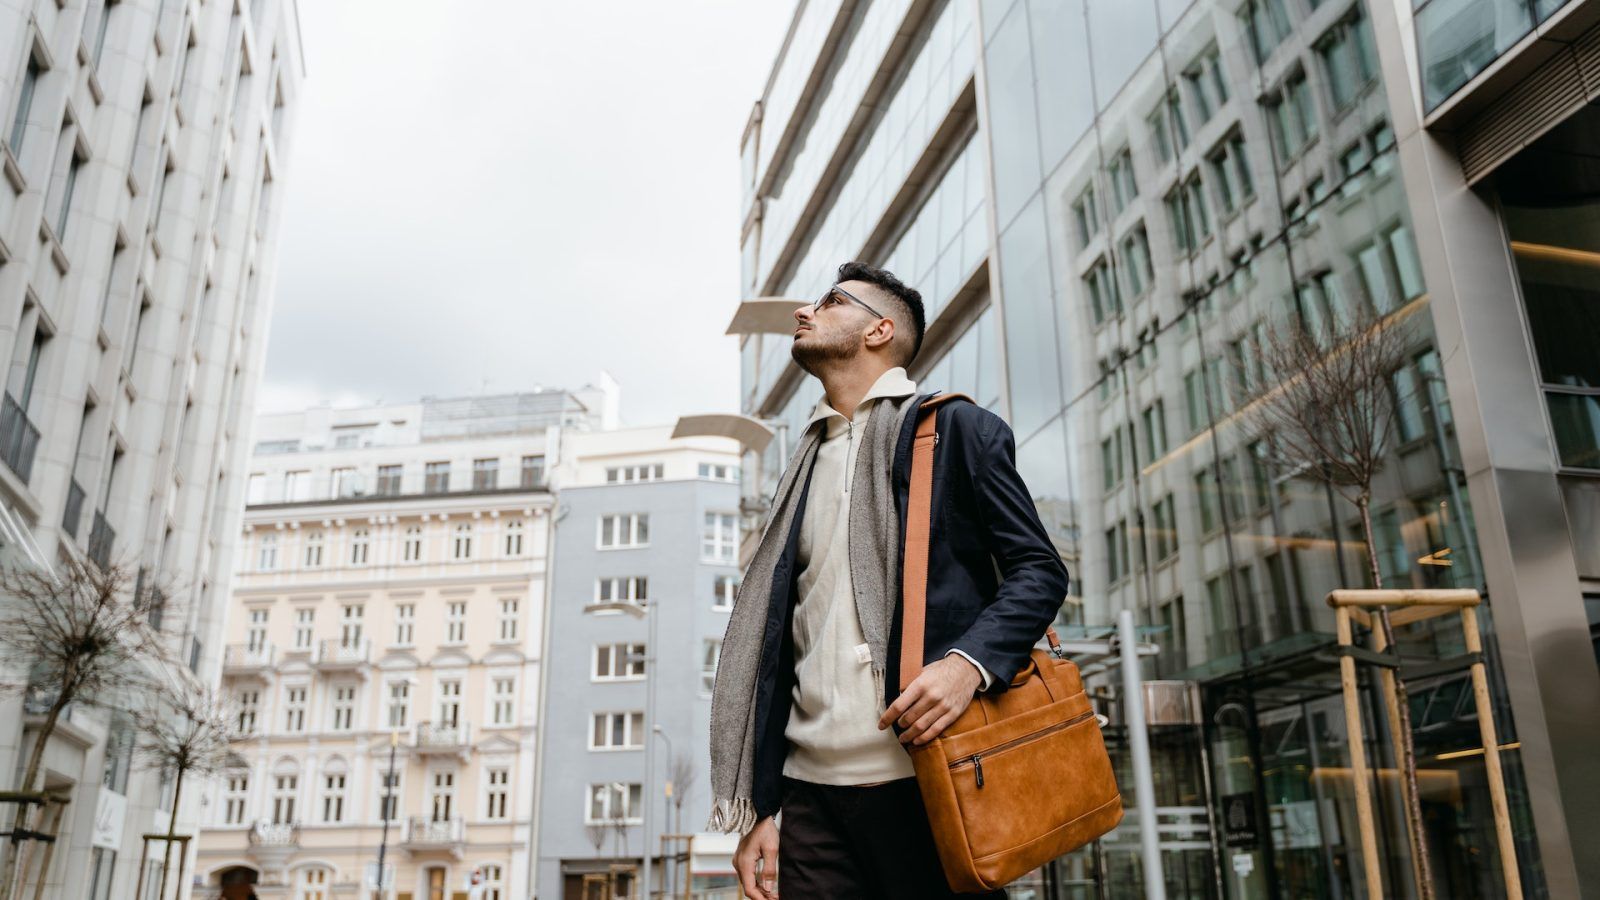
[864,315,896,352]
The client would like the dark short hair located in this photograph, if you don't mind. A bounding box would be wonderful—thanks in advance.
[835,261,926,365]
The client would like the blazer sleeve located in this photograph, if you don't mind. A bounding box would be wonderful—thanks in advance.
[948,411,1071,690]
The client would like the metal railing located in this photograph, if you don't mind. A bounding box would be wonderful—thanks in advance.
[224,643,277,669]
[414,720,471,750]
[0,393,40,483]
[86,510,114,568]
[314,637,371,666]
[248,821,299,846]
[61,479,85,538]
[403,816,464,845]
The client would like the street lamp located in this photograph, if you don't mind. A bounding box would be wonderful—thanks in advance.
[373,729,400,900]
[654,726,674,894]
[588,598,658,900]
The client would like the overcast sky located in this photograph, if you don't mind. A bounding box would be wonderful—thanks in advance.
[260,1,795,426]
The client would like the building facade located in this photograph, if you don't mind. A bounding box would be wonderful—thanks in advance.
[193,390,617,900]
[0,1,303,898]
[737,1,1600,897]
[532,426,742,900]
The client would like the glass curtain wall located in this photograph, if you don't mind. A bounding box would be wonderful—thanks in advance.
[980,0,1544,897]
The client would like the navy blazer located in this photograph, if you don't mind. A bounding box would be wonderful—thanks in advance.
[749,393,1071,821]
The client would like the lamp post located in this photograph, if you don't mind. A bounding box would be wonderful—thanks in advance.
[654,726,674,895]
[589,599,658,899]
[374,729,399,900]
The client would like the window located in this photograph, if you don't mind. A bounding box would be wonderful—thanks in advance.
[1196,470,1218,534]
[596,576,648,607]
[586,782,642,824]
[284,470,310,501]
[452,522,474,559]
[403,525,423,562]
[437,680,462,728]
[1143,400,1168,460]
[350,528,370,565]
[294,608,314,650]
[472,457,500,491]
[330,685,356,731]
[258,533,279,570]
[1207,133,1254,215]
[503,519,525,556]
[1071,184,1100,246]
[713,574,738,611]
[331,467,358,498]
[1266,70,1318,160]
[1101,429,1124,491]
[1119,226,1154,297]
[387,680,411,728]
[446,602,467,643]
[247,608,269,651]
[223,773,249,825]
[1085,258,1121,324]
[702,639,721,693]
[1152,494,1178,562]
[699,462,739,481]
[394,603,415,645]
[1167,175,1211,254]
[1248,440,1274,510]
[430,771,456,822]
[491,677,515,725]
[598,513,650,548]
[1107,148,1137,215]
[87,846,116,900]
[424,461,451,493]
[271,774,297,825]
[321,772,346,823]
[378,769,402,821]
[481,863,506,900]
[606,463,664,483]
[520,455,545,488]
[591,711,645,750]
[303,531,324,568]
[593,643,646,680]
[48,128,85,240]
[296,867,329,900]
[1183,45,1228,125]
[1220,455,1247,520]
[1148,103,1175,164]
[8,56,39,154]
[702,512,738,562]
[233,690,259,735]
[484,769,510,820]
[283,686,307,732]
[1317,10,1377,111]
[375,464,402,495]
[497,598,519,641]
[340,604,364,647]
[1240,0,1291,65]
[1356,224,1425,314]
[1105,519,1129,583]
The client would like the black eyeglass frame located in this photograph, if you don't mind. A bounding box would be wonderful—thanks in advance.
[815,284,886,320]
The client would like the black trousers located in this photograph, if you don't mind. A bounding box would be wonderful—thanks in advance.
[778,775,1008,899]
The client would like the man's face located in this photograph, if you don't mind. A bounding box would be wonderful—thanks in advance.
[791,280,883,375]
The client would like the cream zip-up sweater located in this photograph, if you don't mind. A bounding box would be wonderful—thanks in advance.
[782,368,992,785]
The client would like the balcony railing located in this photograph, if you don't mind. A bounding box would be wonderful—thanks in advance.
[0,393,39,483]
[61,479,86,538]
[414,720,471,756]
[403,816,465,847]
[86,510,114,569]
[248,821,299,847]
[224,643,277,671]
[315,637,371,668]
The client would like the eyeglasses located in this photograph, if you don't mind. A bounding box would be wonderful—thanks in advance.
[814,284,885,320]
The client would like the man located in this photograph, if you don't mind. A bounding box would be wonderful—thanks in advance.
[706,261,1070,898]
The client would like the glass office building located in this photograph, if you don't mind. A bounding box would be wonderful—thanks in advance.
[735,1,1600,897]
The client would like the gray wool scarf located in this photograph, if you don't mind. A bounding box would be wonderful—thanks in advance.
[705,392,920,835]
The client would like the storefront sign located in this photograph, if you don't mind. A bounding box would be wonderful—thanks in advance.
[1222,792,1257,847]
[92,789,125,850]
[1232,853,1255,877]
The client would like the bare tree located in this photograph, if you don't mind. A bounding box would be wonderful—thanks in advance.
[0,559,166,900]
[1245,307,1435,899]
[131,683,233,900]
[668,756,696,837]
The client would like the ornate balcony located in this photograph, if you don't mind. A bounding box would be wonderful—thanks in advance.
[223,643,277,681]
[413,720,472,761]
[314,637,371,674]
[247,820,299,868]
[403,816,465,859]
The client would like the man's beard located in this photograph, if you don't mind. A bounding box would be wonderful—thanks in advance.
[791,328,859,376]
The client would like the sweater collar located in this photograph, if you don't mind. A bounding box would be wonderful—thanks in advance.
[804,367,918,439]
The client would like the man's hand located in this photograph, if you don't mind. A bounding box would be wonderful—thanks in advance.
[733,815,779,900]
[878,654,984,746]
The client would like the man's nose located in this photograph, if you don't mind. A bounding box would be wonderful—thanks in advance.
[795,305,813,325]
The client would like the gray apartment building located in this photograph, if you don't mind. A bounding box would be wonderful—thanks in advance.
[733,1,1600,898]
[532,427,742,900]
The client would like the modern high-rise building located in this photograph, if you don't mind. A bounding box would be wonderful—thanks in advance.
[193,388,611,900]
[0,1,303,898]
[736,1,1600,897]
[531,426,743,900]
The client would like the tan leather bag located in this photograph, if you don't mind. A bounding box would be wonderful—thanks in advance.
[901,394,1124,893]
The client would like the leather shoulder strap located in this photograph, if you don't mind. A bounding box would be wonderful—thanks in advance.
[899,392,973,691]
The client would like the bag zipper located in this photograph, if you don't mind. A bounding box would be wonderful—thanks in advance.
[947,708,1096,789]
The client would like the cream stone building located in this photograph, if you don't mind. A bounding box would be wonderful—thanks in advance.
[196,388,614,900]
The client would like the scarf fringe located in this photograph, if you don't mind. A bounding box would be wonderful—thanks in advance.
[872,665,886,707]
[706,797,759,835]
